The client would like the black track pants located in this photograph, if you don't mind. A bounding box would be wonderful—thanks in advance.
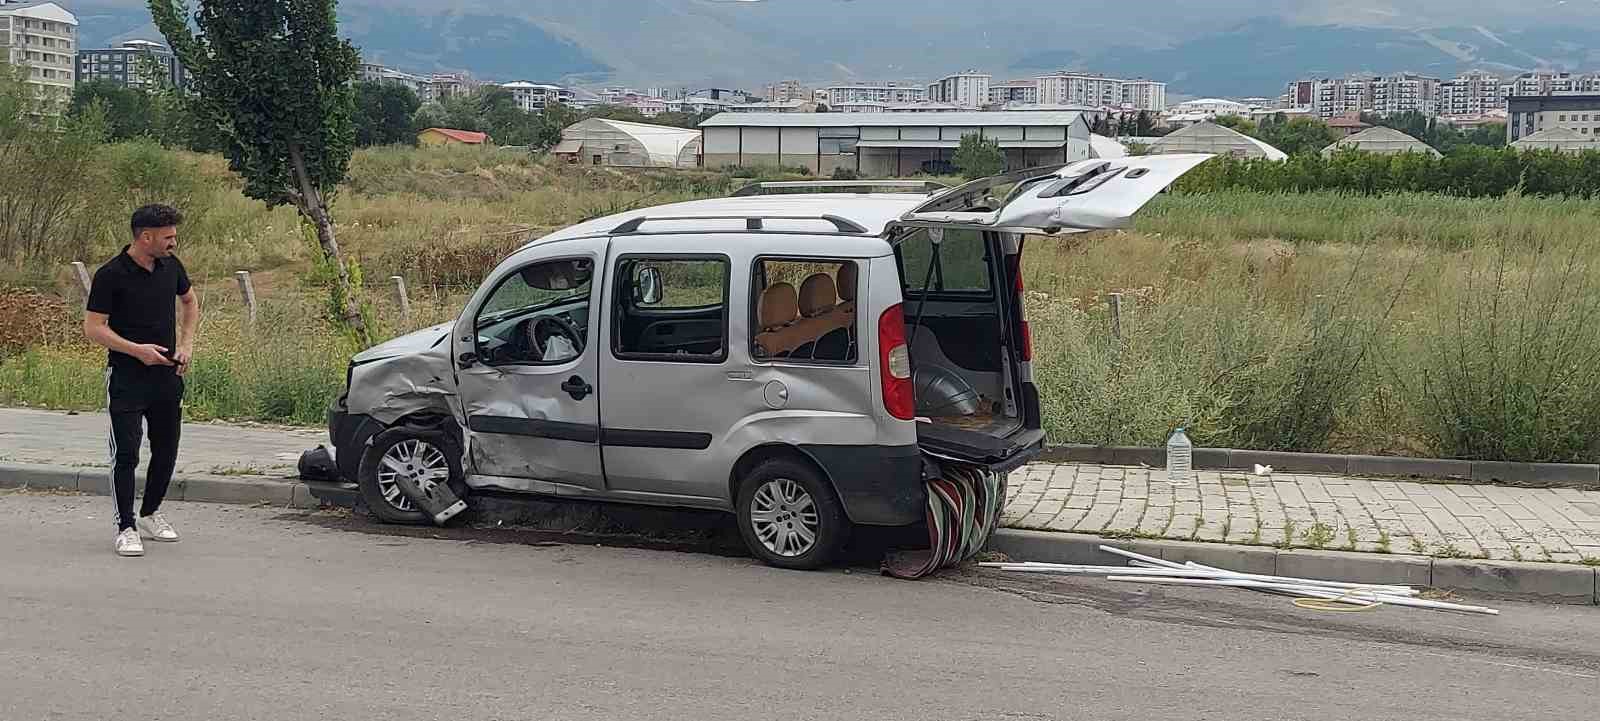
[105,365,185,532]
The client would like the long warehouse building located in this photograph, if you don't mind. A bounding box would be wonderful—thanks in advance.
[699,111,1092,177]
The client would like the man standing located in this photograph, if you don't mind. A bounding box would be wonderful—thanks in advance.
[84,205,200,557]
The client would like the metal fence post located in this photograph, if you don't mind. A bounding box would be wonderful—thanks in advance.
[391,275,412,326]
[235,270,257,326]
[70,262,92,309]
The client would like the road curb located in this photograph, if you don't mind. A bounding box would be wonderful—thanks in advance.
[986,529,1600,606]
[1039,445,1600,490]
[0,461,320,510]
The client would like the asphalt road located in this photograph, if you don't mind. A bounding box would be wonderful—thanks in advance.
[3,492,1597,721]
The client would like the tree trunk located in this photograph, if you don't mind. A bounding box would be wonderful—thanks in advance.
[287,143,367,338]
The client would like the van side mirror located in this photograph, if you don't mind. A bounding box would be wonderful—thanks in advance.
[636,267,664,305]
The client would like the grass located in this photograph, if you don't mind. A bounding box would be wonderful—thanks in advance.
[1376,529,1392,554]
[1300,522,1336,550]
[5,146,1600,467]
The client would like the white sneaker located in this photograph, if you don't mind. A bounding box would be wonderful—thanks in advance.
[138,512,180,542]
[116,528,144,557]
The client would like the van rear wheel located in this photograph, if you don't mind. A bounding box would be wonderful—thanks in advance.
[736,458,849,570]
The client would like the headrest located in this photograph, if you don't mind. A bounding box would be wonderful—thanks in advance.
[836,262,858,302]
[758,283,799,330]
[798,274,837,317]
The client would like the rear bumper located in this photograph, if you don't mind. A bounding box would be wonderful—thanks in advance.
[801,444,927,527]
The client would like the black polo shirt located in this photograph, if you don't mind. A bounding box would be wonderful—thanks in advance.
[87,246,191,371]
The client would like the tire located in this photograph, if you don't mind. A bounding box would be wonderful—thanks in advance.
[357,425,466,526]
[735,457,850,570]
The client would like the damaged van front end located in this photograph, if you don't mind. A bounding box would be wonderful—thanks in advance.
[325,321,462,485]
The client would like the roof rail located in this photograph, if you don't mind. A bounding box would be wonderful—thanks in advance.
[730,180,949,197]
[610,214,870,235]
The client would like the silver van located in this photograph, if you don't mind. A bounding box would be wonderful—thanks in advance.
[326,156,1209,568]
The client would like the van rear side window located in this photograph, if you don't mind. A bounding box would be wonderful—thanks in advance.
[751,258,858,364]
[897,228,992,296]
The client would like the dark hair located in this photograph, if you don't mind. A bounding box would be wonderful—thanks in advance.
[131,204,183,238]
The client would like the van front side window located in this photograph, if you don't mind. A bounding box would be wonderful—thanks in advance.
[611,256,730,363]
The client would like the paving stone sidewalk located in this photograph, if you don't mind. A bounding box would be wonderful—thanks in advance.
[5,408,1600,566]
[1003,463,1600,564]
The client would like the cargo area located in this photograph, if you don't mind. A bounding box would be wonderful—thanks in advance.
[895,227,1039,467]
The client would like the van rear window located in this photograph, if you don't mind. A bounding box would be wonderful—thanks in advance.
[897,228,993,296]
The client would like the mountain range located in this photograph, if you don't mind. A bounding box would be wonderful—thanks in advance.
[58,1,1600,98]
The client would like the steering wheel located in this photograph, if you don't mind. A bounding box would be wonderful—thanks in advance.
[530,315,584,359]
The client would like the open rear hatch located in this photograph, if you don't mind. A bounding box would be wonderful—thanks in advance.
[889,154,1212,471]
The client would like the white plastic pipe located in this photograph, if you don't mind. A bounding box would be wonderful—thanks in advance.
[1105,576,1500,615]
[983,562,1419,596]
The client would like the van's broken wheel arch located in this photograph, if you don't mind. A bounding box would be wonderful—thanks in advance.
[735,457,850,570]
[358,424,467,526]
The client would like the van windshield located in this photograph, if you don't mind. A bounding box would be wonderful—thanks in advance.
[897,228,993,297]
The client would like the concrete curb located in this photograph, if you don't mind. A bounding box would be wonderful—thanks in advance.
[1040,445,1600,490]
[0,461,321,510]
[987,529,1600,606]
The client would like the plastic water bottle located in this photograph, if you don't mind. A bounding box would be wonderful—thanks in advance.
[1166,427,1193,482]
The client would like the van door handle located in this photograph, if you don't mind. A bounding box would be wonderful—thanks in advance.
[561,376,593,401]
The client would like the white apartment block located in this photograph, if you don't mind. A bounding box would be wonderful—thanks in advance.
[500,81,574,112]
[359,62,428,96]
[927,71,990,109]
[423,73,478,104]
[988,79,1039,106]
[1502,71,1600,98]
[764,79,811,103]
[1439,71,1504,116]
[1121,80,1167,112]
[0,1,78,101]
[824,82,926,107]
[1036,73,1121,108]
[1288,74,1440,117]
[1370,73,1439,115]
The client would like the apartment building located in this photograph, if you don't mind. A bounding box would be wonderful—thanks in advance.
[0,1,77,101]
[423,73,478,104]
[1369,73,1440,115]
[1289,74,1440,118]
[359,62,428,96]
[927,71,990,109]
[763,79,811,103]
[824,82,926,107]
[500,81,574,112]
[1439,71,1504,116]
[1121,79,1168,112]
[988,79,1039,106]
[1502,71,1600,98]
[1036,72,1123,108]
[1507,94,1600,142]
[78,39,186,90]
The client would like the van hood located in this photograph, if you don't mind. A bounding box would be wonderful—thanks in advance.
[352,321,453,363]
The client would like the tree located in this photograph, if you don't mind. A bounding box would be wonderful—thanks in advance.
[953,133,1004,179]
[352,81,421,147]
[1135,110,1157,137]
[1255,116,1342,156]
[150,0,370,338]
[1211,114,1257,134]
[69,81,152,141]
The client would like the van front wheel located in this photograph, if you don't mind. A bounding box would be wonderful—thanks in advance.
[736,458,849,570]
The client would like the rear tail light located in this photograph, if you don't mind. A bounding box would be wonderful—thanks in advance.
[1019,320,1034,362]
[877,303,915,420]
